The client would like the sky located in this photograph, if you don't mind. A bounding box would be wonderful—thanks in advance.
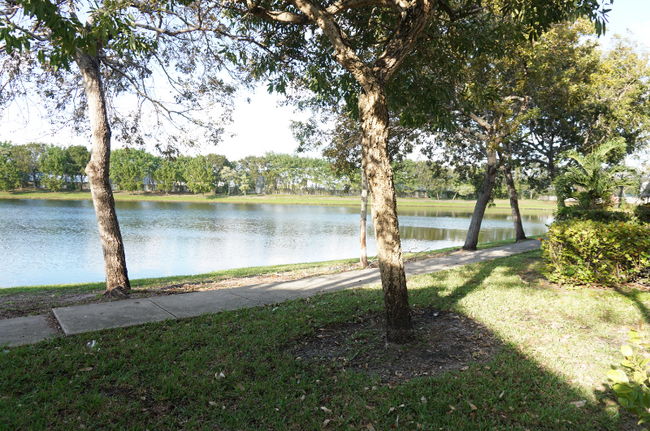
[1,1,649,162]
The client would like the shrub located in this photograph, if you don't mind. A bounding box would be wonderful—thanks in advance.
[556,206,632,223]
[542,219,650,286]
[635,204,650,224]
[608,329,650,426]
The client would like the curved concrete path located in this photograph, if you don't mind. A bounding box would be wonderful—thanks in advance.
[1,240,541,347]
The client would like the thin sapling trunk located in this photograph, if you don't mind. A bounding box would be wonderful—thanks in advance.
[504,162,527,241]
[360,169,369,268]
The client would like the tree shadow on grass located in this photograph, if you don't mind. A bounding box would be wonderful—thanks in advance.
[284,312,634,429]
[279,279,639,430]
[387,250,643,430]
[612,286,650,325]
[263,249,639,429]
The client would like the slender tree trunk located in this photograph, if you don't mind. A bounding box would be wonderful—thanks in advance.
[463,147,499,251]
[360,169,369,268]
[76,51,130,297]
[504,161,527,241]
[618,185,624,208]
[359,89,413,344]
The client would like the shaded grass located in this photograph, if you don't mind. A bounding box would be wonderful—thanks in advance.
[1,249,646,430]
[0,189,557,211]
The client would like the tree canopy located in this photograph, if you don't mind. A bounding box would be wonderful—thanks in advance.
[1,0,249,295]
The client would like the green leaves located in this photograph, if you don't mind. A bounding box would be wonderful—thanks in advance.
[502,0,610,40]
[2,0,159,72]
[555,138,636,211]
[110,148,157,192]
[622,345,634,358]
[38,144,71,191]
[609,330,650,426]
[182,155,217,195]
[0,143,22,191]
[542,219,650,286]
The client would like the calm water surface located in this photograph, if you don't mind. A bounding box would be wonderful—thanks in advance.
[0,199,552,287]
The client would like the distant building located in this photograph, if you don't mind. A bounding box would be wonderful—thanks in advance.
[641,181,650,201]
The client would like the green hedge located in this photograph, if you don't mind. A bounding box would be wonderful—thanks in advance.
[635,203,650,224]
[542,219,650,286]
[556,206,632,223]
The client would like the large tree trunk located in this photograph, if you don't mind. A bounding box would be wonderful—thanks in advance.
[504,161,527,241]
[463,147,499,251]
[76,51,131,297]
[360,169,369,268]
[253,0,433,344]
[359,89,413,343]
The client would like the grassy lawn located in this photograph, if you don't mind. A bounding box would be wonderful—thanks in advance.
[0,189,557,211]
[1,248,644,430]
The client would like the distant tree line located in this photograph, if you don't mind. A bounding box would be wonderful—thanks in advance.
[2,142,531,199]
[0,142,90,191]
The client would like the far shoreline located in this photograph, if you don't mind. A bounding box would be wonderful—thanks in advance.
[0,189,557,212]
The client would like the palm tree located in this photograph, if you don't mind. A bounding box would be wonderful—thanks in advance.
[556,138,636,209]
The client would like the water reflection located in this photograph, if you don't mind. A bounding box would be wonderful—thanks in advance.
[0,199,552,287]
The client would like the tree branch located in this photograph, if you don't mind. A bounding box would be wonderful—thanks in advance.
[466,111,491,130]
[372,0,436,84]
[326,0,395,15]
[247,4,312,24]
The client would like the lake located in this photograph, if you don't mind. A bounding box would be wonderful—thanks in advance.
[0,199,553,288]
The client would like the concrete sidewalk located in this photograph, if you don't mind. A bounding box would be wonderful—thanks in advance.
[1,240,541,347]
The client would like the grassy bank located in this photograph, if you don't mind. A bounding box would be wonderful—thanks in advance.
[0,189,557,211]
[0,248,643,430]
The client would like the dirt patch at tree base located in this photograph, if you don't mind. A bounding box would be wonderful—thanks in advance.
[289,307,501,385]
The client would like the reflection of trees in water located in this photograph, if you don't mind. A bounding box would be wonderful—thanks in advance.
[400,210,472,218]
[399,208,553,224]
[476,229,546,243]
[399,225,549,242]
[399,226,468,241]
